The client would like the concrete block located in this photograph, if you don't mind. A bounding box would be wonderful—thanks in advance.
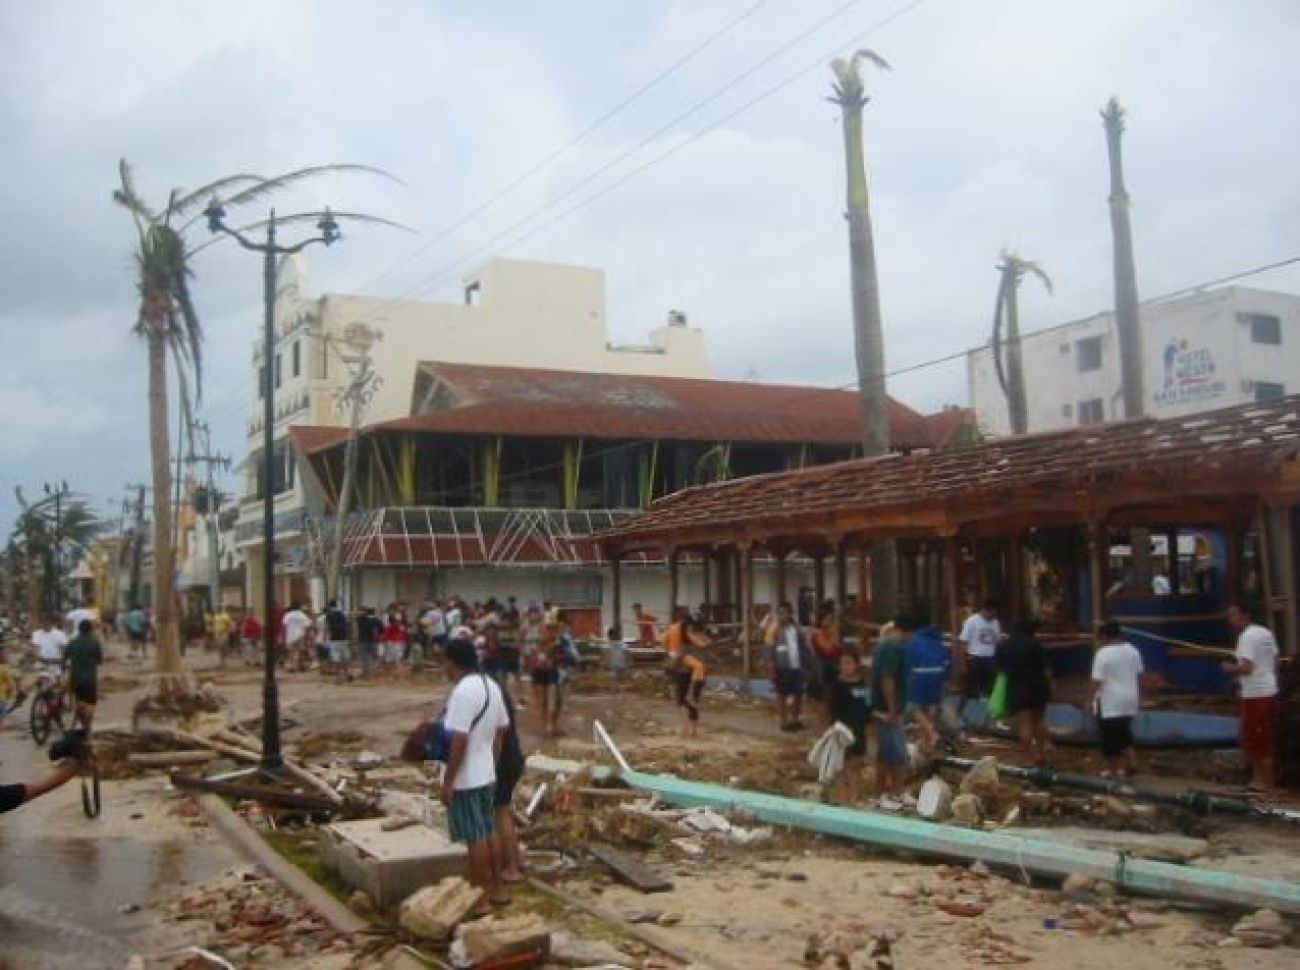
[320,817,467,911]
[399,878,482,941]
[459,914,552,964]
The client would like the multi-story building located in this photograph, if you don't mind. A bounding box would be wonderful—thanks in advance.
[235,256,713,610]
[289,361,962,635]
[967,286,1300,436]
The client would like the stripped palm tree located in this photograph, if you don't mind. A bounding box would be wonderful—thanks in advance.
[831,49,897,617]
[990,252,1053,435]
[113,161,392,692]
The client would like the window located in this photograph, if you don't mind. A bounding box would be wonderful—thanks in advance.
[1254,381,1285,404]
[1242,312,1282,345]
[274,353,282,390]
[1076,336,1103,372]
[1077,398,1104,425]
[1061,403,1074,418]
[257,365,266,400]
[292,339,301,378]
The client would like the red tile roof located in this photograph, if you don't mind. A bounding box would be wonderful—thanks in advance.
[293,363,942,453]
[599,396,1300,550]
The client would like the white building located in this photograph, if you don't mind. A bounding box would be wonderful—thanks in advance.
[235,257,711,610]
[967,286,1300,436]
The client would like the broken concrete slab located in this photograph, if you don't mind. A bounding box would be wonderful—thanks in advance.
[589,843,673,893]
[398,878,481,941]
[323,817,467,911]
[458,913,552,964]
[1015,826,1209,864]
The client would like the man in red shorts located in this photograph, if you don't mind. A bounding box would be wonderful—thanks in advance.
[1225,604,1279,792]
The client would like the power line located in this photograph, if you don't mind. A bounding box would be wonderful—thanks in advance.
[366,0,893,315]
[351,0,771,294]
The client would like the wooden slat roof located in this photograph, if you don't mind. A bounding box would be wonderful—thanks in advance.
[599,396,1300,551]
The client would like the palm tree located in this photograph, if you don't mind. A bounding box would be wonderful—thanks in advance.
[10,490,101,618]
[113,161,391,689]
[991,252,1053,435]
[831,49,897,617]
[1101,97,1143,419]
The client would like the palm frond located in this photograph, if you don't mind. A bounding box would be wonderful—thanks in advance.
[218,163,402,211]
[170,270,204,400]
[852,49,891,72]
[991,267,1012,397]
[115,159,157,223]
[169,174,270,217]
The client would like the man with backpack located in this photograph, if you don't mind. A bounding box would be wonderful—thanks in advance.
[440,639,511,915]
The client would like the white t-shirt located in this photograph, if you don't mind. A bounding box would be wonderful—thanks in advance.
[959,614,1001,659]
[1235,624,1279,699]
[783,625,802,670]
[444,673,509,791]
[446,607,463,629]
[1091,641,1144,718]
[66,607,96,632]
[32,627,68,663]
[1152,575,1172,596]
[282,610,310,645]
[422,608,447,637]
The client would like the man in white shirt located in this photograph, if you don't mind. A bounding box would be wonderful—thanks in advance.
[31,618,69,668]
[1225,604,1279,791]
[281,602,310,661]
[65,598,99,635]
[440,638,510,913]
[958,601,1003,701]
[1089,620,1144,777]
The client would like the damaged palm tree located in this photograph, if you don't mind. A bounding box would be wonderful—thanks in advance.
[990,252,1053,435]
[831,49,896,617]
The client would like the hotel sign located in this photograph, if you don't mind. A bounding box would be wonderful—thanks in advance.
[1152,337,1226,408]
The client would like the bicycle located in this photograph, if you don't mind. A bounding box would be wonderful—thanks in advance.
[50,729,100,818]
[29,669,70,746]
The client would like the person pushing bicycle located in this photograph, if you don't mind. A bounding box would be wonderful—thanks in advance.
[64,619,103,732]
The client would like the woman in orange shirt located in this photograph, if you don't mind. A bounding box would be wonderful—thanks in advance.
[809,607,842,724]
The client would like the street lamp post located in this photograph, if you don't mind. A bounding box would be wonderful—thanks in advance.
[204,203,340,777]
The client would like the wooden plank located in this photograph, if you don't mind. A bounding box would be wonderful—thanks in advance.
[127,751,214,767]
[171,772,340,812]
[587,843,672,893]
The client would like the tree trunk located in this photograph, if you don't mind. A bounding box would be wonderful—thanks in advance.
[842,101,897,618]
[1004,276,1029,435]
[147,330,182,676]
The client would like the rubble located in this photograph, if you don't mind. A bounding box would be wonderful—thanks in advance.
[456,913,552,965]
[549,931,636,967]
[398,877,482,941]
[1230,908,1292,948]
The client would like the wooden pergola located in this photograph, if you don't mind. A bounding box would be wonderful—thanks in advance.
[599,397,1300,676]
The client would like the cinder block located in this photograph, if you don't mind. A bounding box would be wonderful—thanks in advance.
[320,817,468,911]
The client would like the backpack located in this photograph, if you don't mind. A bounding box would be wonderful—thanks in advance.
[425,675,491,762]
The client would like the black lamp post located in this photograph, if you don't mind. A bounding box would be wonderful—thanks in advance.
[204,202,341,777]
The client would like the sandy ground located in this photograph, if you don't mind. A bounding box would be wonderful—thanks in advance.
[2,641,1297,968]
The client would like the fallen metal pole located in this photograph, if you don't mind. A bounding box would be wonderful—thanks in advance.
[939,757,1300,823]
[620,769,1300,913]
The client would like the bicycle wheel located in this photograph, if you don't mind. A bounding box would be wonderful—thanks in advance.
[80,765,102,818]
[30,694,51,745]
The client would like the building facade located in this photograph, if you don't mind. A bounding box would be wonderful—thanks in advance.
[235,257,712,611]
[967,286,1300,436]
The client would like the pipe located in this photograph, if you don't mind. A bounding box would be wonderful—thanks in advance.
[939,756,1300,824]
[619,769,1300,913]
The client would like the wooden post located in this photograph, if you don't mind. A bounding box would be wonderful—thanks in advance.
[835,539,849,624]
[702,553,713,621]
[774,546,788,606]
[1268,502,1297,655]
[1257,505,1277,630]
[943,534,961,633]
[668,547,680,613]
[739,542,754,685]
[857,545,870,616]
[813,553,826,612]
[1008,537,1026,625]
[1087,520,1107,639]
[610,554,623,639]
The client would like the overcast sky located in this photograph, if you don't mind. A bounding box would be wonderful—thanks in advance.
[2,0,1298,528]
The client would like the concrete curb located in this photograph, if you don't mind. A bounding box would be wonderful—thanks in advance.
[197,793,368,934]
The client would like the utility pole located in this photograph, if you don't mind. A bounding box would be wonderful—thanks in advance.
[186,419,231,614]
[42,481,70,616]
[321,326,382,607]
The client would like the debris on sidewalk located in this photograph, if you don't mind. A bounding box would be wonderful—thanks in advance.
[398,877,483,941]
[454,913,552,966]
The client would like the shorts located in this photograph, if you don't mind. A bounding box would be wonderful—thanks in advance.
[964,656,996,699]
[1099,716,1134,759]
[329,641,352,664]
[128,630,145,644]
[72,683,98,706]
[774,668,806,698]
[877,721,907,767]
[448,784,496,844]
[1239,696,1276,762]
[532,668,559,687]
[499,647,521,676]
[494,760,522,808]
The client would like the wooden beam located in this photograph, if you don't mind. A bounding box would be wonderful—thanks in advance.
[610,554,623,640]
[943,535,961,633]
[1087,520,1107,637]
[1268,501,1297,655]
[813,553,826,612]
[774,546,788,606]
[834,539,848,620]
[739,542,754,682]
[668,547,680,612]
